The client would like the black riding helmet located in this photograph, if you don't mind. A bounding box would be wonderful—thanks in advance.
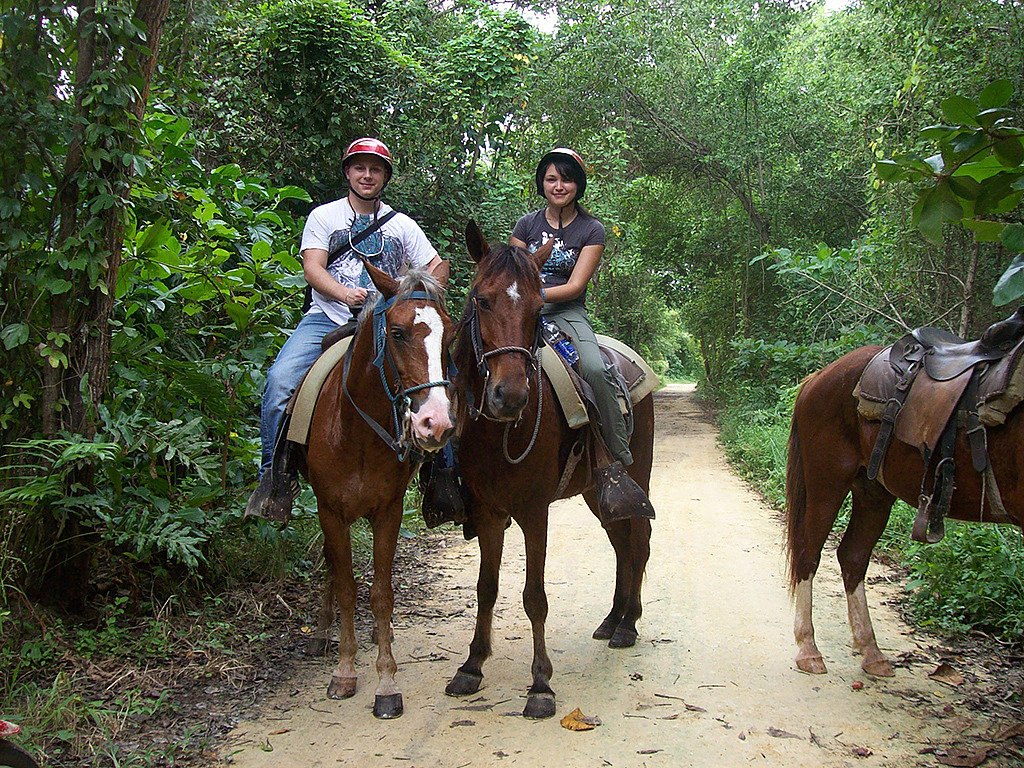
[535,148,587,202]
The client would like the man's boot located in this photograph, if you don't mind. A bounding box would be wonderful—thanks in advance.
[246,415,300,523]
[420,444,467,528]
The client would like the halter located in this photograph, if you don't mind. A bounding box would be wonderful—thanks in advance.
[342,290,451,462]
[465,290,545,463]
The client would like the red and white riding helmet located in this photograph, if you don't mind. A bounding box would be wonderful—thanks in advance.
[536,147,588,200]
[343,137,394,179]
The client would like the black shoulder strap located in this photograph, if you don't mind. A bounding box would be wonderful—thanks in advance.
[326,210,399,268]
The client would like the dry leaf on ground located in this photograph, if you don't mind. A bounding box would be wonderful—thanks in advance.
[560,708,602,731]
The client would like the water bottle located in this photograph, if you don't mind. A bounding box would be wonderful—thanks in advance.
[541,318,580,365]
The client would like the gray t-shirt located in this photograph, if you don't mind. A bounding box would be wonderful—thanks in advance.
[511,209,606,307]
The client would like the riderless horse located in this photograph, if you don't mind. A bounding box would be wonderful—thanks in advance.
[785,310,1024,675]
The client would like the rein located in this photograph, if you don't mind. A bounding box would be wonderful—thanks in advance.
[465,292,545,463]
[342,290,450,462]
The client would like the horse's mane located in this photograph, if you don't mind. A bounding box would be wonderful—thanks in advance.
[356,266,448,334]
[452,243,541,378]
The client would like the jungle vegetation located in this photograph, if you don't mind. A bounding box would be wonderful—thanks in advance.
[2,0,1023,763]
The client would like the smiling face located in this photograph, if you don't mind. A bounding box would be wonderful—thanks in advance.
[541,162,579,208]
[344,155,390,198]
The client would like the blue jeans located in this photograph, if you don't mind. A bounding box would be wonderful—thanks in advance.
[260,311,341,475]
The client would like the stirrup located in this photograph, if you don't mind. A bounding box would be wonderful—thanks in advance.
[911,495,945,544]
[596,461,655,524]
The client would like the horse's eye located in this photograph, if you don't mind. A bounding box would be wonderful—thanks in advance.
[478,297,492,311]
[390,327,406,341]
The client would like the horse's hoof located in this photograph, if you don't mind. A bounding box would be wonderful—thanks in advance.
[445,669,483,697]
[373,693,404,719]
[862,658,895,677]
[592,618,617,640]
[523,691,556,720]
[608,625,637,648]
[327,675,357,699]
[306,636,327,656]
[795,656,828,675]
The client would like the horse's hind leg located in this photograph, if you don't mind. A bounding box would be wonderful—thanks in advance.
[586,489,649,648]
[584,490,626,640]
[613,517,651,648]
[839,477,896,677]
[319,515,358,699]
[446,509,506,698]
[307,546,334,656]
[369,509,404,718]
[790,473,850,675]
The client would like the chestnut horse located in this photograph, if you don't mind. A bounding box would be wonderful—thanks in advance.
[443,222,654,719]
[298,261,454,719]
[785,344,1024,677]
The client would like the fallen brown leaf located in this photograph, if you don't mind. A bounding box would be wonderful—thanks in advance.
[560,707,601,731]
[936,746,992,767]
[929,663,965,687]
[852,747,873,757]
[992,722,1024,741]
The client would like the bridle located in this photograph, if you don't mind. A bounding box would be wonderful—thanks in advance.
[464,290,545,464]
[342,290,451,462]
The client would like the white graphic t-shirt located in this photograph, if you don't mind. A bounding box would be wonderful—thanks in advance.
[300,199,437,325]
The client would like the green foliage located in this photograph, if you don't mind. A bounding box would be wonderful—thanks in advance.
[875,80,1024,305]
[905,523,1024,642]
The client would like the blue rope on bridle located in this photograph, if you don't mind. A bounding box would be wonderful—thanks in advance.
[343,290,451,462]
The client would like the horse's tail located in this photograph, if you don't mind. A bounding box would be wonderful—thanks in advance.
[784,373,814,597]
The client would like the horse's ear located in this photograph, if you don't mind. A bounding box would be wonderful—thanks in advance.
[531,237,554,269]
[466,220,488,264]
[364,259,398,299]
[432,259,450,289]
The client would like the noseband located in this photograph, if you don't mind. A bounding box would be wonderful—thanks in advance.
[466,291,545,464]
[343,290,451,462]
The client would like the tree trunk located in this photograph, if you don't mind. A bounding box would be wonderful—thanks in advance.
[31,0,173,608]
[958,241,979,338]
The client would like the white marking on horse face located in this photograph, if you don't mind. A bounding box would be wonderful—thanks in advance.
[506,281,520,303]
[414,306,445,384]
[410,306,453,443]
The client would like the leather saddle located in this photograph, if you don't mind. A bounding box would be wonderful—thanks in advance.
[855,306,1024,543]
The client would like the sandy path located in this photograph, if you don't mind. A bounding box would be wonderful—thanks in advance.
[224,384,994,767]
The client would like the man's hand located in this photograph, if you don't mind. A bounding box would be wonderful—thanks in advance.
[344,286,368,307]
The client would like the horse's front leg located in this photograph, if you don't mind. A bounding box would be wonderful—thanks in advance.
[445,506,506,697]
[369,506,404,718]
[520,505,555,719]
[319,514,359,698]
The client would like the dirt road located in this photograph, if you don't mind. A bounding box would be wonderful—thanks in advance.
[224,384,1009,767]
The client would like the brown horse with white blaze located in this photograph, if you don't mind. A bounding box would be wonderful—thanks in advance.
[785,343,1024,677]
[298,261,454,719]
[443,222,654,720]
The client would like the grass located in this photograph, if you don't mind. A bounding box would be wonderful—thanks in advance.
[1,482,428,766]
